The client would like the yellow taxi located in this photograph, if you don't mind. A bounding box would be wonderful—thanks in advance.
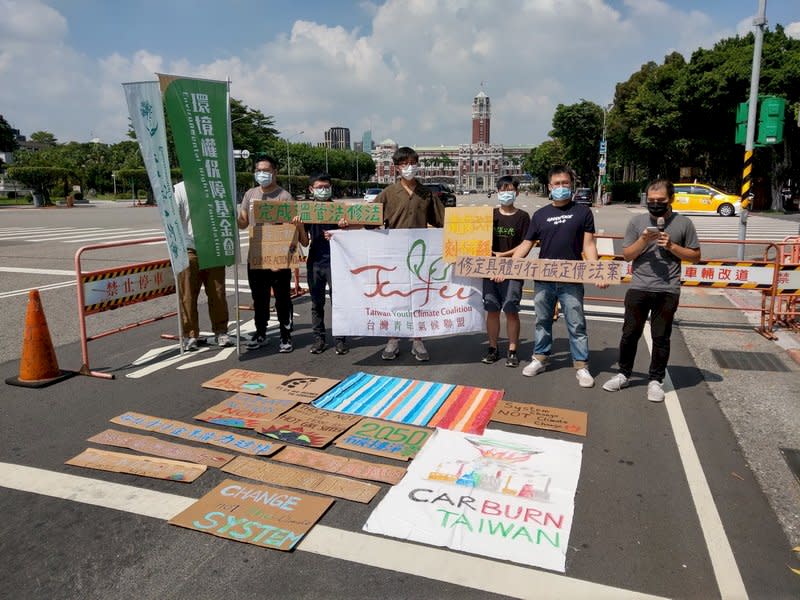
[672,183,742,216]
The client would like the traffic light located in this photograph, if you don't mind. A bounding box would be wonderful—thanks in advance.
[735,101,748,145]
[757,96,786,145]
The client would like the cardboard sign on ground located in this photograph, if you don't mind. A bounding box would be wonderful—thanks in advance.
[258,404,360,448]
[222,456,379,503]
[66,447,206,482]
[334,418,433,461]
[490,401,588,437]
[272,445,406,484]
[201,369,286,396]
[268,372,340,404]
[88,429,235,467]
[111,412,283,456]
[194,393,296,430]
[168,478,333,551]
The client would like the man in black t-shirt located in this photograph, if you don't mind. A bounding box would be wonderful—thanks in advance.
[511,165,606,388]
[481,176,530,368]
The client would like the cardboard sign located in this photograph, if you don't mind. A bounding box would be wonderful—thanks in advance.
[222,456,380,503]
[269,372,340,404]
[491,401,588,437]
[272,445,406,484]
[258,404,360,448]
[111,412,283,456]
[194,393,296,430]
[66,447,206,482]
[88,429,235,467]
[334,418,433,461]
[453,256,624,285]
[168,478,333,551]
[253,199,383,226]
[249,223,305,270]
[201,369,286,396]
[443,206,493,263]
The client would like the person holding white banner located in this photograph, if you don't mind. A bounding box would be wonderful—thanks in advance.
[373,146,444,361]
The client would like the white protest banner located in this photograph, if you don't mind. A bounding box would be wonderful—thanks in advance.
[363,428,583,573]
[122,81,189,273]
[330,229,484,338]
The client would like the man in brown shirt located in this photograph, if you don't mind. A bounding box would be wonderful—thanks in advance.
[373,146,444,361]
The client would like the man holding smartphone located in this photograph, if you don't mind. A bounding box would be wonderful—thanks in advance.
[602,179,700,402]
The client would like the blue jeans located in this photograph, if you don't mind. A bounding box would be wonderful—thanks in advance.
[532,281,588,368]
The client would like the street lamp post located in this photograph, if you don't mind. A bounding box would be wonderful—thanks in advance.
[325,139,329,173]
[596,103,612,206]
[284,130,304,195]
[111,172,116,196]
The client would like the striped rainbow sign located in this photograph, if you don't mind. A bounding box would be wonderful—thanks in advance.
[312,372,502,434]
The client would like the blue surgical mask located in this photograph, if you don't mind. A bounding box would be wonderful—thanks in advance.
[255,171,273,187]
[497,191,516,205]
[550,186,572,201]
[312,187,332,200]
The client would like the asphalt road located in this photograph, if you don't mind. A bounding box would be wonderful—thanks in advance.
[1,196,798,599]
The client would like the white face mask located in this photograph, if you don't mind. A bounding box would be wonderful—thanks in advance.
[400,164,419,180]
[255,171,273,187]
[312,187,332,200]
[497,191,516,205]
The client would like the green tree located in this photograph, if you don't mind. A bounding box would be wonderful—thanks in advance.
[549,101,603,184]
[6,166,69,204]
[524,139,566,186]
[0,114,18,152]
[29,131,57,146]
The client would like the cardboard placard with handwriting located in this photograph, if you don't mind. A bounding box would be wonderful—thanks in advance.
[453,256,624,285]
[194,393,296,430]
[88,429,234,467]
[222,456,379,503]
[201,369,286,396]
[253,199,383,226]
[334,418,433,461]
[490,400,587,437]
[258,404,360,448]
[270,372,340,404]
[168,478,333,551]
[249,223,304,270]
[66,447,206,482]
[443,206,493,263]
[272,445,406,484]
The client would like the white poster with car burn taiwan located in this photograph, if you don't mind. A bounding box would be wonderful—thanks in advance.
[362,428,583,572]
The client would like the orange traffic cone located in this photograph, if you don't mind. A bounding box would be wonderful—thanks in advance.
[5,290,74,388]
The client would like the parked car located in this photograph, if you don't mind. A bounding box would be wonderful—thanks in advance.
[425,183,457,207]
[573,187,593,205]
[672,183,741,216]
[363,188,382,203]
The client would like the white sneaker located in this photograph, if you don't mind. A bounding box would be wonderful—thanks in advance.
[183,337,198,351]
[602,373,629,392]
[411,339,430,362]
[576,368,595,388]
[214,333,232,347]
[647,380,665,402]
[522,357,545,377]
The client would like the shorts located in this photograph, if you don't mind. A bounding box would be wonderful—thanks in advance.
[482,279,523,313]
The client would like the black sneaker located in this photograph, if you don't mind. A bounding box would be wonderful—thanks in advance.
[278,336,293,353]
[310,338,326,354]
[482,347,500,364]
[246,334,267,349]
[335,339,349,355]
[506,351,520,368]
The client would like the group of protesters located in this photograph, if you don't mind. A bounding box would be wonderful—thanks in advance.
[176,145,700,404]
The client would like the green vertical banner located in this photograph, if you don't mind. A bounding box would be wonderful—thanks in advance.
[159,74,236,269]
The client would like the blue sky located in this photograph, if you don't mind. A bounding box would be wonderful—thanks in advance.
[2,0,798,147]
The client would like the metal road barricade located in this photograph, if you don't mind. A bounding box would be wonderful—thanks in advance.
[75,237,177,379]
[775,236,800,332]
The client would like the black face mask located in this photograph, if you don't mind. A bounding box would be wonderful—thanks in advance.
[647,202,669,217]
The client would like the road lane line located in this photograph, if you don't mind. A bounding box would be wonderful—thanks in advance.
[644,327,749,600]
[125,346,210,378]
[0,267,76,276]
[0,280,76,299]
[0,463,667,600]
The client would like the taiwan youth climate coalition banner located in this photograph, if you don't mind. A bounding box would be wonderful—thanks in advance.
[330,229,484,338]
[363,428,583,572]
[159,74,236,270]
[123,81,188,274]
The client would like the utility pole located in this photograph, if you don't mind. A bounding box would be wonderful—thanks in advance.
[738,0,767,260]
[596,104,611,206]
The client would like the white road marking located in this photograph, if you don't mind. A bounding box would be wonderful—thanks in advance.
[0,462,667,600]
[125,346,210,378]
[0,267,75,276]
[0,280,75,299]
[643,326,748,600]
[176,346,236,369]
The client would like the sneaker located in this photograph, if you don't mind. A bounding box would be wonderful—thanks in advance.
[183,337,198,351]
[310,338,326,354]
[505,351,519,368]
[246,334,267,350]
[411,339,430,362]
[576,368,595,388]
[214,333,232,347]
[279,337,293,353]
[522,357,545,377]
[602,373,629,392]
[482,347,500,364]
[647,380,665,403]
[335,339,349,355]
[381,339,400,360]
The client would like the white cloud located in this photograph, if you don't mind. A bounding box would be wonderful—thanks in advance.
[787,21,800,39]
[0,0,749,148]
